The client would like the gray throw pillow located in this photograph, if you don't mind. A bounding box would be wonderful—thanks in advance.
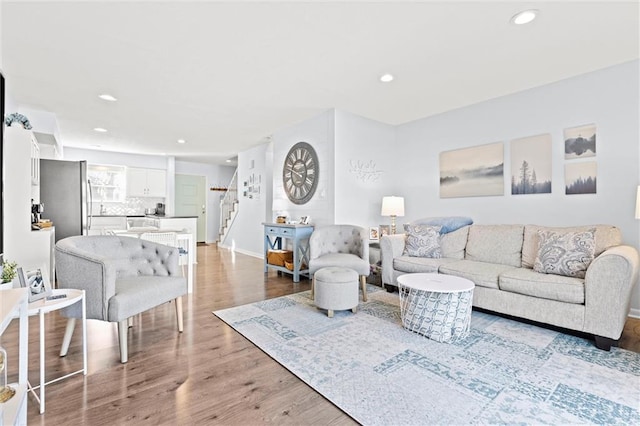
[403,224,442,258]
[533,229,596,278]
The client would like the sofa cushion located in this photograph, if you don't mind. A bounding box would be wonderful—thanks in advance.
[109,276,187,321]
[393,256,458,274]
[465,225,524,267]
[522,224,621,268]
[309,253,370,276]
[533,229,596,279]
[499,268,584,304]
[439,260,519,289]
[440,226,469,260]
[403,224,442,258]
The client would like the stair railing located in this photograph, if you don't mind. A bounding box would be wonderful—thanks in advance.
[219,168,238,240]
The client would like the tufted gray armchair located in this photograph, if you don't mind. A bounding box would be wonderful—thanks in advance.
[309,225,370,301]
[55,235,187,363]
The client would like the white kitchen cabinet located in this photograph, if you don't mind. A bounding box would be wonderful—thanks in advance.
[3,127,55,278]
[126,167,166,197]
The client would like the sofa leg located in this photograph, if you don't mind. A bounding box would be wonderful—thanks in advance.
[59,318,76,357]
[175,296,184,333]
[384,284,395,293]
[360,275,367,302]
[595,335,617,351]
[311,275,315,299]
[118,320,129,363]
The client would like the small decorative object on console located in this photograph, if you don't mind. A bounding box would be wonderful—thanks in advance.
[3,112,32,129]
[18,265,53,302]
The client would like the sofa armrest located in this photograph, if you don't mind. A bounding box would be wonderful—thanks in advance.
[55,245,118,321]
[380,234,406,285]
[583,245,640,339]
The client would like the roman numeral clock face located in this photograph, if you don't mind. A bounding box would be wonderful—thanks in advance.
[283,142,319,205]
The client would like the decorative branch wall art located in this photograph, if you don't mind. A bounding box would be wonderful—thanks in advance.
[510,134,552,195]
[439,142,504,198]
[564,124,596,159]
[348,160,383,182]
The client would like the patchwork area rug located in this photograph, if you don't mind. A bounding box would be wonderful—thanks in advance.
[214,286,640,425]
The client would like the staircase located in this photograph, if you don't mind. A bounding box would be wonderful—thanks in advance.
[218,169,238,245]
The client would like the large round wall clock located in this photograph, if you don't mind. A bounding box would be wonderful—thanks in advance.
[283,141,319,205]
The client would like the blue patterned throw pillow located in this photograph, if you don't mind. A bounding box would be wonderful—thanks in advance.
[403,224,442,258]
[533,229,596,278]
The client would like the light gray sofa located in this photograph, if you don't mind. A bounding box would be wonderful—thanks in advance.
[56,235,187,363]
[380,223,640,350]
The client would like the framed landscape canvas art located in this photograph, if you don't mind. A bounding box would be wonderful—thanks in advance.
[510,134,552,195]
[564,124,596,159]
[565,161,597,194]
[439,142,504,198]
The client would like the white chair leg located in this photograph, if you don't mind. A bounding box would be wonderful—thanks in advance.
[175,296,184,333]
[118,320,129,363]
[60,318,76,357]
[360,275,368,302]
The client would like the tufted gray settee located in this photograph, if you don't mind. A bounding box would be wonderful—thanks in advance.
[309,225,370,301]
[55,235,187,363]
[381,223,640,350]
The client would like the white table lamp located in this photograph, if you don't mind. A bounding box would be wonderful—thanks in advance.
[381,196,405,234]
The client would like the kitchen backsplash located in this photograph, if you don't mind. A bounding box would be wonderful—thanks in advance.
[91,197,165,216]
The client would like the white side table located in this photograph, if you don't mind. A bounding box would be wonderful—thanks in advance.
[26,288,87,414]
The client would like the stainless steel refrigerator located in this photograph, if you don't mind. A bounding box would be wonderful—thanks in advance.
[39,159,91,242]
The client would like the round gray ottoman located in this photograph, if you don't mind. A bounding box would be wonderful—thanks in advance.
[313,267,359,318]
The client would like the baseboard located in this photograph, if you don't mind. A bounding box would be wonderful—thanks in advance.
[629,308,640,319]
[217,244,262,259]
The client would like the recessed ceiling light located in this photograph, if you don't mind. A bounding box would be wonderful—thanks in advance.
[98,94,118,102]
[177,139,186,144]
[510,9,538,25]
[225,159,232,163]
[380,73,394,83]
[94,127,108,133]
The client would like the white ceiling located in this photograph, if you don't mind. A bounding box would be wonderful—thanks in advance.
[2,1,638,165]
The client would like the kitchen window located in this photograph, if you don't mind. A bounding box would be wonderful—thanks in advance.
[88,164,126,203]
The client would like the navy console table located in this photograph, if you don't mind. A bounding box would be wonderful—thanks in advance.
[263,223,314,282]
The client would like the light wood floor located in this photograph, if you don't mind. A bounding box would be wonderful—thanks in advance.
[2,244,639,425]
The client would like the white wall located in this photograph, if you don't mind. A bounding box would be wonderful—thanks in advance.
[396,60,640,313]
[334,109,396,228]
[233,60,640,314]
[175,160,235,243]
[272,109,336,226]
[64,147,168,169]
[223,143,270,257]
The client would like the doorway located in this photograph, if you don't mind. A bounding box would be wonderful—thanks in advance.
[175,174,207,242]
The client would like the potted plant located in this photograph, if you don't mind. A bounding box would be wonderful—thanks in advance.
[0,260,18,290]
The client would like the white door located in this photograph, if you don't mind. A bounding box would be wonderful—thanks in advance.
[175,174,206,242]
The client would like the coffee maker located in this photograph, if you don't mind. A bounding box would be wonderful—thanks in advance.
[156,203,165,216]
[31,199,44,224]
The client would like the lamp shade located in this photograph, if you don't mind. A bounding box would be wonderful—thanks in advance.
[381,196,405,217]
[636,186,640,219]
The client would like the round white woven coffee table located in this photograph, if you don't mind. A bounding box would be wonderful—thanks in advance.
[397,273,475,343]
